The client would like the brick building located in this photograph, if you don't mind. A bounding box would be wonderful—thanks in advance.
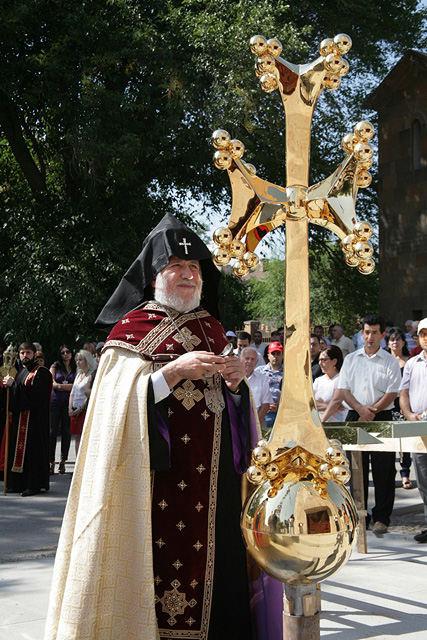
[366,50,427,325]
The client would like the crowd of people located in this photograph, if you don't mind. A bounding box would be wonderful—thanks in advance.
[226,315,427,541]
[0,339,102,495]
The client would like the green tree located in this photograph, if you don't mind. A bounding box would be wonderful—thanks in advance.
[246,258,285,327]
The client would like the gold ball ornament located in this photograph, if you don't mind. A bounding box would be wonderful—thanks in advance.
[354,120,375,142]
[213,227,233,247]
[212,247,231,267]
[267,38,283,58]
[353,221,373,241]
[354,142,373,162]
[266,462,280,480]
[242,251,259,269]
[319,463,331,478]
[323,73,340,90]
[257,439,268,448]
[213,150,232,170]
[211,129,231,150]
[247,465,267,485]
[250,35,268,56]
[241,478,358,584]
[328,438,343,448]
[354,240,374,260]
[243,162,257,176]
[252,445,271,465]
[358,157,373,171]
[333,33,352,54]
[230,240,245,259]
[230,139,245,159]
[337,58,349,77]
[341,133,358,154]
[257,54,276,74]
[233,261,250,277]
[331,464,351,484]
[357,170,372,188]
[341,234,356,254]
[326,445,346,465]
[260,73,279,93]
[358,258,375,275]
[324,53,342,74]
[319,38,334,57]
[345,254,360,267]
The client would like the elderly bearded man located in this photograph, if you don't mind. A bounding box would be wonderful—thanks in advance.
[45,214,282,640]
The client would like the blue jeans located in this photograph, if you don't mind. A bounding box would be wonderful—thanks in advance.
[50,402,71,463]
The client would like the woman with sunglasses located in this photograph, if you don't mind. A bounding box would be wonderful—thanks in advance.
[49,345,76,474]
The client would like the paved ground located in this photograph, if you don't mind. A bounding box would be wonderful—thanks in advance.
[1,452,426,640]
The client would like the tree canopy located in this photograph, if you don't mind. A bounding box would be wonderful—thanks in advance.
[0,0,425,354]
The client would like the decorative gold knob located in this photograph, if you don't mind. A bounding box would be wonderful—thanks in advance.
[353,221,373,241]
[249,35,268,56]
[212,248,231,267]
[213,227,233,246]
[358,258,375,275]
[213,150,232,170]
[211,129,231,150]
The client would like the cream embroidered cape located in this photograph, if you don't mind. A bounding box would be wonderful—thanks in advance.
[44,347,159,640]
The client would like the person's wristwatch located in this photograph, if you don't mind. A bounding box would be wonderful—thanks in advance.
[58,384,61,390]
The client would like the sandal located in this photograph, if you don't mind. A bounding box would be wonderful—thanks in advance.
[59,461,66,474]
[402,478,412,489]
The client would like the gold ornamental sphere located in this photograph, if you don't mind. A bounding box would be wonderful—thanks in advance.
[211,129,231,150]
[354,240,374,260]
[242,251,259,269]
[233,261,250,278]
[354,142,373,162]
[253,445,271,465]
[326,445,346,465]
[243,162,257,176]
[257,54,276,74]
[250,35,268,56]
[257,438,268,448]
[230,239,246,259]
[241,478,358,584]
[213,150,233,170]
[267,38,283,58]
[358,157,373,171]
[266,462,280,480]
[358,258,375,275]
[260,73,279,93]
[337,58,349,77]
[324,53,342,75]
[319,38,334,57]
[331,464,351,484]
[328,438,343,448]
[333,33,352,54]
[345,254,360,267]
[353,221,373,241]
[357,170,372,188]
[319,463,331,478]
[354,120,375,142]
[341,234,356,254]
[322,73,340,90]
[212,247,231,267]
[230,139,245,159]
[213,226,233,247]
[247,465,267,485]
[341,133,358,154]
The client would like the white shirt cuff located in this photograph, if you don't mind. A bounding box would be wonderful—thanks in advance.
[151,370,172,404]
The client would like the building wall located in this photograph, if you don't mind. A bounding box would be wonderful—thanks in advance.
[376,54,427,325]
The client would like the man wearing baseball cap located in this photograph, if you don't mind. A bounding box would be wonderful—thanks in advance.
[256,341,284,435]
[400,317,427,542]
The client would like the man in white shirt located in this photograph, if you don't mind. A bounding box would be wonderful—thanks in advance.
[250,330,266,360]
[331,324,355,358]
[241,347,272,424]
[400,318,427,543]
[235,331,264,367]
[323,313,401,534]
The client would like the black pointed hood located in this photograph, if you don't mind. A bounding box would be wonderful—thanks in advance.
[95,213,220,330]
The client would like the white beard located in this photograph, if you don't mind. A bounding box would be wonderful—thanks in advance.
[154,271,203,313]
